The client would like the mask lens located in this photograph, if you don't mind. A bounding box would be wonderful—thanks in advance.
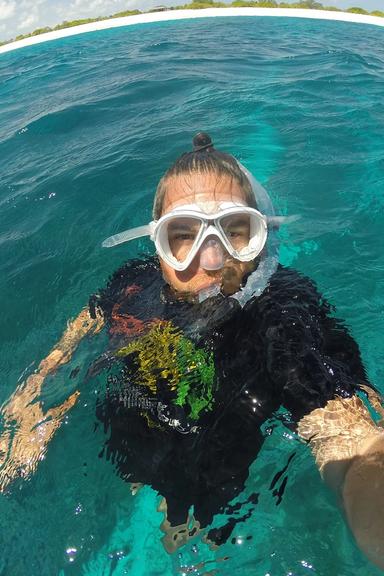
[220,213,251,252]
[165,217,202,263]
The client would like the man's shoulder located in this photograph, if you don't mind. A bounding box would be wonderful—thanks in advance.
[265,265,328,310]
[106,256,160,286]
[270,264,320,291]
[91,257,163,319]
[105,256,160,291]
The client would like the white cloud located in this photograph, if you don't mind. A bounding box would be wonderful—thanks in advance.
[10,0,48,34]
[62,0,145,20]
[17,13,38,31]
[3,0,167,38]
[0,0,16,20]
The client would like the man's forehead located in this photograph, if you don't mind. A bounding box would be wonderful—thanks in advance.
[170,199,247,214]
[163,172,247,212]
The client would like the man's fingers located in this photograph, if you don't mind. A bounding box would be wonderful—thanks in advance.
[46,390,80,420]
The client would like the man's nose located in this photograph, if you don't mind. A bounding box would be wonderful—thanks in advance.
[198,237,226,271]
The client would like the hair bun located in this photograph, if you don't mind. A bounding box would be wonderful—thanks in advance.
[192,132,213,152]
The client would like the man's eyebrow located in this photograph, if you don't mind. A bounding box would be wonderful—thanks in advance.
[223,216,250,226]
[168,220,199,231]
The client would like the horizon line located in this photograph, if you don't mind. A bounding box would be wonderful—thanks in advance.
[1,7,383,56]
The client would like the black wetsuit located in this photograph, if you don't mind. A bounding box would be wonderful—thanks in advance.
[91,258,368,538]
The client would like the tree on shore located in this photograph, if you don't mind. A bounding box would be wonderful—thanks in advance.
[347,6,368,14]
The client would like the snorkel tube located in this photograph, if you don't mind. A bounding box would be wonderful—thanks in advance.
[229,162,279,307]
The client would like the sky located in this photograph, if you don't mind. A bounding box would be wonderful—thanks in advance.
[0,0,383,41]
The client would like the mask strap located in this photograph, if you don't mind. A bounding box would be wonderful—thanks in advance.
[266,214,300,230]
[102,224,154,248]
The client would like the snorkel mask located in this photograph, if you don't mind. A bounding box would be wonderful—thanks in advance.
[104,201,267,271]
[102,162,294,306]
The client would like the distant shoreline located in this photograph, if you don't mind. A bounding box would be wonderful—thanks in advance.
[1,7,383,55]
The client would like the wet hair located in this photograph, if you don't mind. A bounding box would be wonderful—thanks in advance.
[152,133,256,219]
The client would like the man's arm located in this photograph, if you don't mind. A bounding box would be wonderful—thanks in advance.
[0,308,104,492]
[298,392,384,570]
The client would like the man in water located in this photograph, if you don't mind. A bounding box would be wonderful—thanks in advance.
[1,133,384,568]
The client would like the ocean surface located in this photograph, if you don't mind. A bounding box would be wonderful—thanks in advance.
[0,16,384,576]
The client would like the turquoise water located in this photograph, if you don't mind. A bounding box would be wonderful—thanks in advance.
[0,16,384,575]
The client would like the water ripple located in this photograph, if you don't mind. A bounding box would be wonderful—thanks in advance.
[0,16,384,576]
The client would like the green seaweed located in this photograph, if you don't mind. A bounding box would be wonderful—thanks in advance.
[116,321,216,420]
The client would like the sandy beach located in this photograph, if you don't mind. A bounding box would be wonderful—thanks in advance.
[1,7,383,55]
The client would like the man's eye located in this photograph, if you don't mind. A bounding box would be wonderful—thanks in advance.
[227,229,247,238]
[174,233,195,241]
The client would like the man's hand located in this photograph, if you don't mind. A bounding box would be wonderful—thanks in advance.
[0,389,79,492]
[298,392,384,570]
[0,307,104,493]
[343,434,384,570]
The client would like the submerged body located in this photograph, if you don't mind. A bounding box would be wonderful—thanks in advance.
[92,257,368,545]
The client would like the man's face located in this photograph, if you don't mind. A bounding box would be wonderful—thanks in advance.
[158,171,255,296]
